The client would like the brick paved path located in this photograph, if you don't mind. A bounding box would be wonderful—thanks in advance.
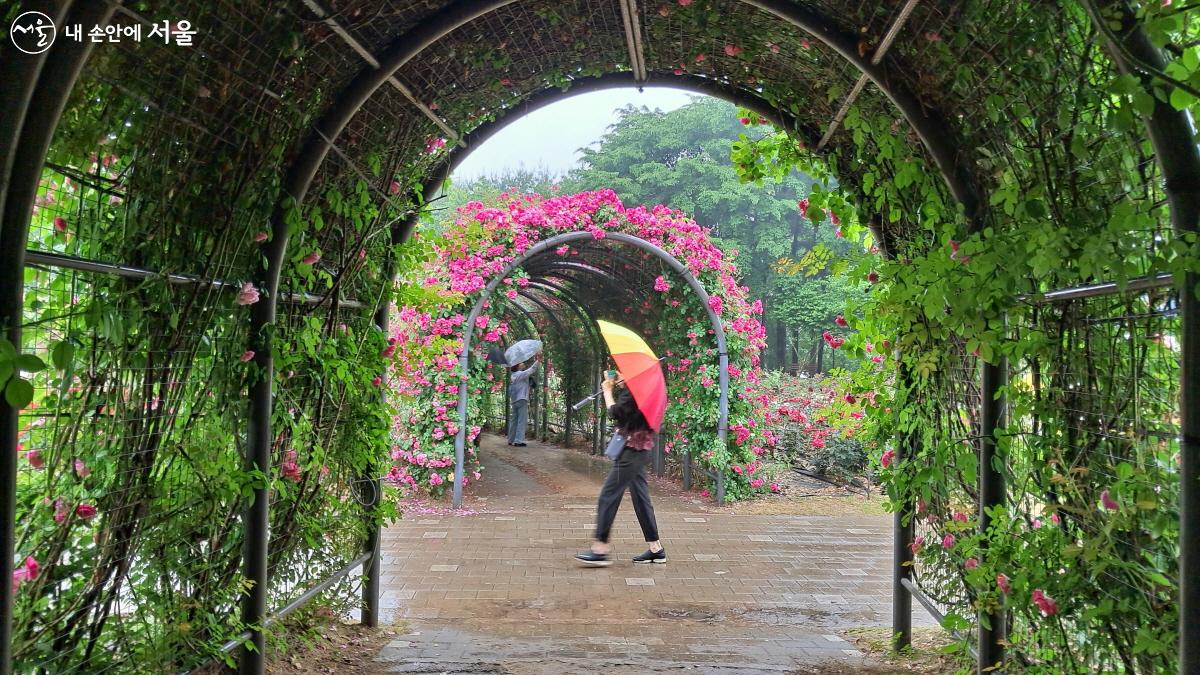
[373,435,920,674]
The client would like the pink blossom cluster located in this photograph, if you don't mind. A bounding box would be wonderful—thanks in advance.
[281,449,302,482]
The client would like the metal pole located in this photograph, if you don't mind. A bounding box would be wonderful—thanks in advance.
[362,235,398,628]
[540,360,549,441]
[892,365,914,652]
[1081,6,1200,672]
[978,357,1007,671]
[592,362,601,455]
[563,363,573,446]
[654,431,664,476]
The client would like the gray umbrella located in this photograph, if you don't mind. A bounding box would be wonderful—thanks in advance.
[504,339,542,366]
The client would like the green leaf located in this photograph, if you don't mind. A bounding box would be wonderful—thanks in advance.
[0,339,15,361]
[1024,199,1046,219]
[14,354,46,373]
[51,341,75,370]
[4,378,34,409]
[1170,86,1196,111]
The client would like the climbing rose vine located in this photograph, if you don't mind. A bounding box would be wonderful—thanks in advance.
[387,189,775,501]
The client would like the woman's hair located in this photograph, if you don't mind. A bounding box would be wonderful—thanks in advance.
[610,388,652,434]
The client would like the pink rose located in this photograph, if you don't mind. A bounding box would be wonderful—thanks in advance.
[240,350,255,363]
[965,558,978,570]
[996,573,1010,594]
[1032,588,1057,616]
[1100,489,1119,511]
[235,282,260,306]
[75,503,98,520]
[302,252,321,265]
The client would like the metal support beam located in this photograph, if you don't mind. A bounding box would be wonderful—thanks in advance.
[23,249,364,309]
[891,363,915,652]
[817,0,920,150]
[978,358,1007,671]
[362,226,403,628]
[300,0,463,147]
[617,0,647,83]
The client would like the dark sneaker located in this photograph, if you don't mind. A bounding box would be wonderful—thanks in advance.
[575,551,612,567]
[633,549,667,564]
[513,442,527,447]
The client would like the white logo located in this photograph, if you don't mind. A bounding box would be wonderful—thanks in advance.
[10,11,56,54]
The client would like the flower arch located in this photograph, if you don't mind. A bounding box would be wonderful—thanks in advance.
[388,189,774,502]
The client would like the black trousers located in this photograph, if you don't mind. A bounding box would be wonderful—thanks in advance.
[593,448,660,543]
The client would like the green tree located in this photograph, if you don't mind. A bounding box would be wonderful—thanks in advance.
[563,97,856,368]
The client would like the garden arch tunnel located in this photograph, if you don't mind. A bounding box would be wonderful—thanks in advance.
[450,230,732,508]
[0,1,1198,674]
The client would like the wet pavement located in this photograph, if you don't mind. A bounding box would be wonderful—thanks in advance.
[374,434,920,674]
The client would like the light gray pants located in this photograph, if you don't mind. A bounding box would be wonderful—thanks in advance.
[507,399,529,443]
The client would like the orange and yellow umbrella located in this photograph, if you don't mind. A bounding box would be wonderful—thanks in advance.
[596,320,667,431]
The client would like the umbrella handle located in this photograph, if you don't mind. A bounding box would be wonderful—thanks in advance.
[571,355,665,410]
[570,376,629,411]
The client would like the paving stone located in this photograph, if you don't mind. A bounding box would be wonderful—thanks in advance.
[422,531,447,539]
[683,517,707,523]
[693,554,721,561]
[429,564,459,572]
[625,578,655,586]
[747,535,773,542]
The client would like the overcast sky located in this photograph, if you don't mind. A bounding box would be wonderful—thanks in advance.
[450,87,699,182]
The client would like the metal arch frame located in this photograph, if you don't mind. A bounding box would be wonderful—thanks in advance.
[1081,5,1200,673]
[0,3,121,672]
[252,2,988,649]
[538,244,668,294]
[451,232,730,508]
[536,262,644,309]
[525,279,610,452]
[283,0,985,240]
[496,297,542,430]
[510,290,569,434]
[524,279,609,453]
[283,1,977,212]
[399,69,826,241]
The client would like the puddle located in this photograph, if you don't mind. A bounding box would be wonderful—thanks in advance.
[652,606,726,623]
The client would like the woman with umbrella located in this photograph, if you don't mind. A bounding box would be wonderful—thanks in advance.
[575,321,667,567]
[505,340,542,447]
